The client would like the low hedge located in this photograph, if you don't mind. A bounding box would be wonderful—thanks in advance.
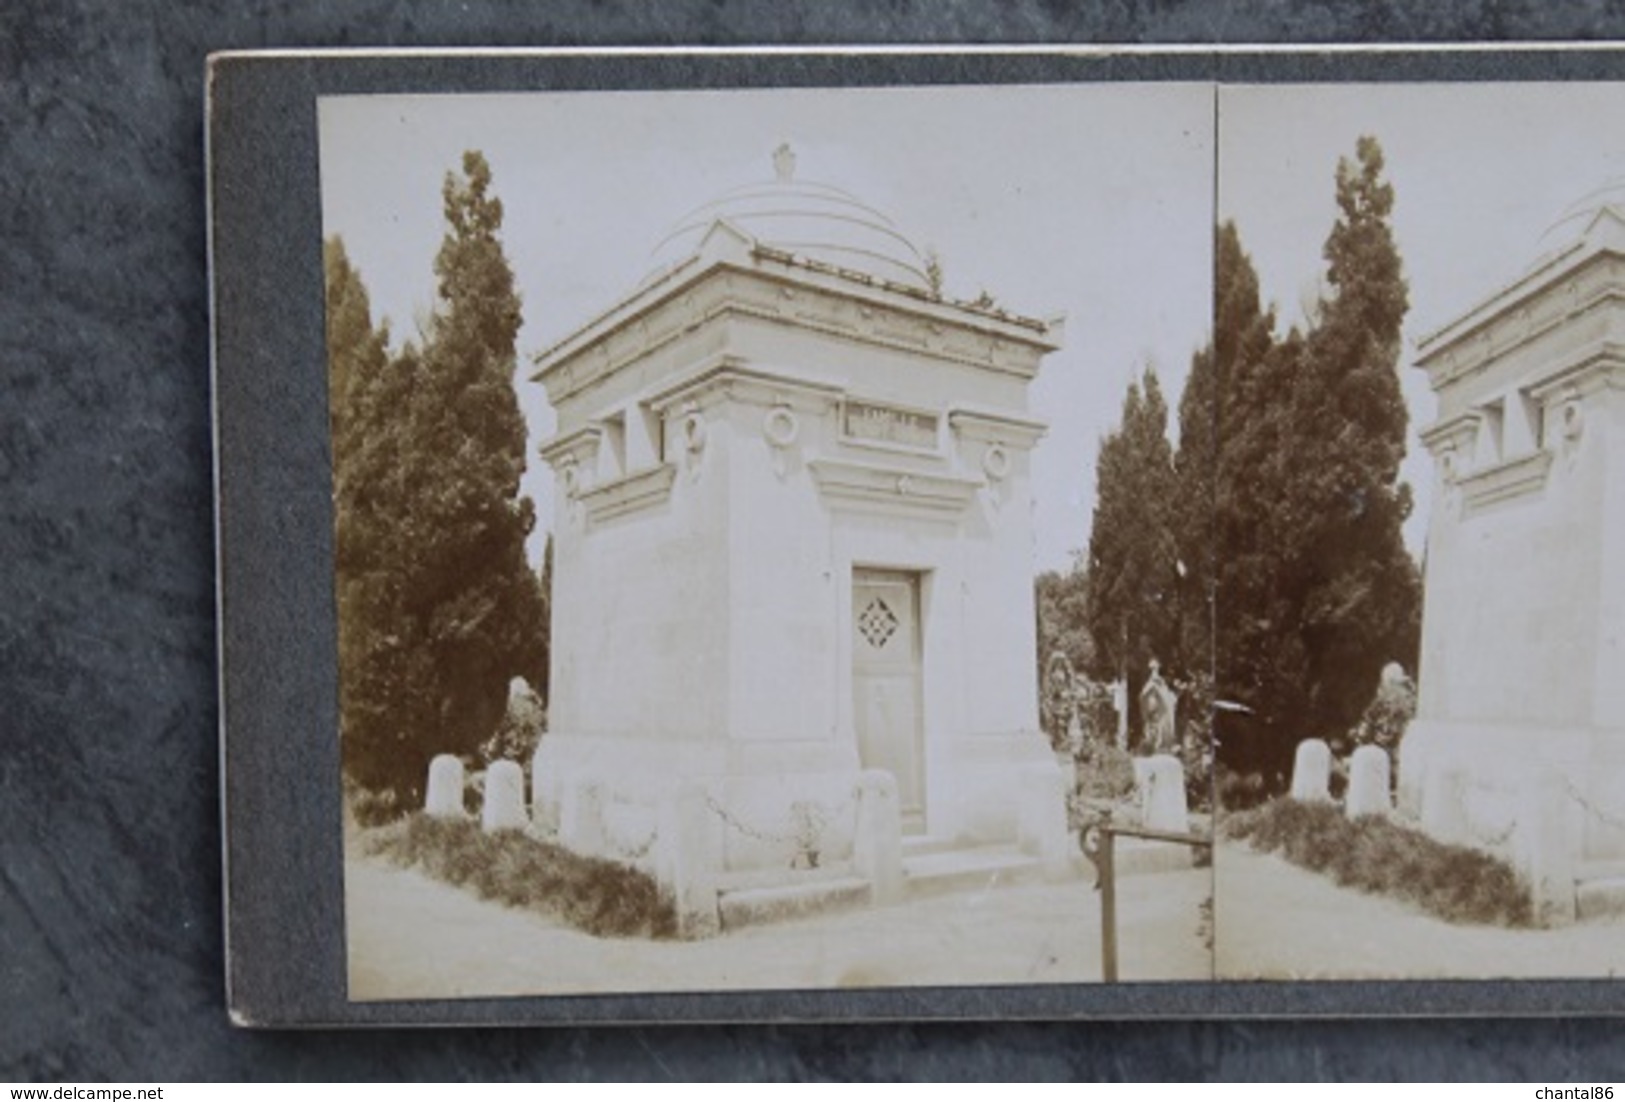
[1223,798,1534,928]
[364,814,678,939]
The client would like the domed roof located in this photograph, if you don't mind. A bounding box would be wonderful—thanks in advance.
[649,144,929,288]
[1536,177,1625,252]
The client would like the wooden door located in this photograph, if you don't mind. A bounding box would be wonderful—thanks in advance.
[852,569,925,832]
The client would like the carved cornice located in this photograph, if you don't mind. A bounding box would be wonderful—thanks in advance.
[644,356,844,416]
[533,252,1061,407]
[1416,249,1625,390]
[947,406,1048,449]
[1526,341,1625,401]
[1459,449,1554,512]
[1418,411,1479,458]
[1415,238,1590,358]
[537,424,602,468]
[578,464,677,524]
[723,270,1050,381]
[807,458,980,519]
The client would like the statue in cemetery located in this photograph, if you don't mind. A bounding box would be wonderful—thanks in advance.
[1043,651,1080,755]
[1140,659,1178,755]
[1109,678,1129,749]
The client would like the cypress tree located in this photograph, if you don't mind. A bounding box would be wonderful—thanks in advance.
[1085,367,1181,747]
[1191,138,1422,783]
[332,152,547,812]
[1282,135,1421,743]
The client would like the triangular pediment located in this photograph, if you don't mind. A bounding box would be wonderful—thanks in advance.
[1580,203,1625,251]
[695,218,758,263]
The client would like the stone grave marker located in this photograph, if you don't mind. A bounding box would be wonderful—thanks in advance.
[1290,739,1332,802]
[424,754,466,819]
[1109,679,1129,750]
[481,760,528,833]
[1345,744,1392,818]
[1136,753,1188,832]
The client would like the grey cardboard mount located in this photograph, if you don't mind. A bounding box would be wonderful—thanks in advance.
[211,46,1625,1026]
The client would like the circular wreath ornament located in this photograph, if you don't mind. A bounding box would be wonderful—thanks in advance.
[683,411,706,454]
[982,443,1011,482]
[1561,393,1585,444]
[1438,445,1457,485]
[763,405,799,449]
[681,411,707,481]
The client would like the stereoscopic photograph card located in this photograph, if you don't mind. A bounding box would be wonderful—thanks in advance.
[321,79,1216,1002]
[210,48,1625,1026]
[1213,81,1625,981]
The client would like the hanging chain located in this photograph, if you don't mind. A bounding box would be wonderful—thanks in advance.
[1562,778,1625,834]
[703,791,856,868]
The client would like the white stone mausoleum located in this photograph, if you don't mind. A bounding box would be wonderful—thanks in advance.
[530,148,1071,932]
[1404,183,1625,923]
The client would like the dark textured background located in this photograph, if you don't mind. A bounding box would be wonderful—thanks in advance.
[7,0,1625,1081]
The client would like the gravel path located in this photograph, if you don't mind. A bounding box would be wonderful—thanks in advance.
[1215,844,1625,980]
[345,856,1213,1000]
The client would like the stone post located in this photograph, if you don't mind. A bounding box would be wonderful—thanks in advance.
[1421,762,1468,844]
[853,769,904,904]
[1290,739,1332,802]
[481,760,528,833]
[424,754,466,819]
[559,775,606,855]
[657,780,720,938]
[530,743,559,834]
[1345,745,1393,818]
[1396,732,1427,819]
[1136,754,1189,833]
[1017,763,1073,877]
[1520,768,1577,927]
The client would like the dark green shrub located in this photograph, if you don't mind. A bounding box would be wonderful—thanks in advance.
[1078,740,1137,802]
[365,814,678,939]
[1177,673,1216,814]
[345,777,411,828]
[1215,765,1271,812]
[1223,799,1533,928]
[1343,669,1417,757]
[480,677,547,768]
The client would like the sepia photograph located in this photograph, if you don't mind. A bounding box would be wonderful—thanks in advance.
[211,47,1625,1023]
[1211,82,1625,980]
[318,82,1219,1000]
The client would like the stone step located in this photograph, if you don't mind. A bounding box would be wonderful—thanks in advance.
[902,843,1048,898]
[717,876,872,931]
[1575,876,1625,922]
[900,834,959,858]
[714,861,857,893]
[1577,858,1625,882]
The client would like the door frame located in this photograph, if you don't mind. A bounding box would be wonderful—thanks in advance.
[850,566,928,832]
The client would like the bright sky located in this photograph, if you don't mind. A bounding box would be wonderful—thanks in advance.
[318,85,1216,572]
[320,81,1624,574]
[1219,82,1625,556]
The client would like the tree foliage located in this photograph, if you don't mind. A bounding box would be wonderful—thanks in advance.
[1035,564,1092,677]
[1277,137,1421,750]
[1175,221,1277,683]
[331,151,548,812]
[1181,138,1422,784]
[323,237,388,471]
[1084,367,1181,747]
[1035,565,1092,749]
